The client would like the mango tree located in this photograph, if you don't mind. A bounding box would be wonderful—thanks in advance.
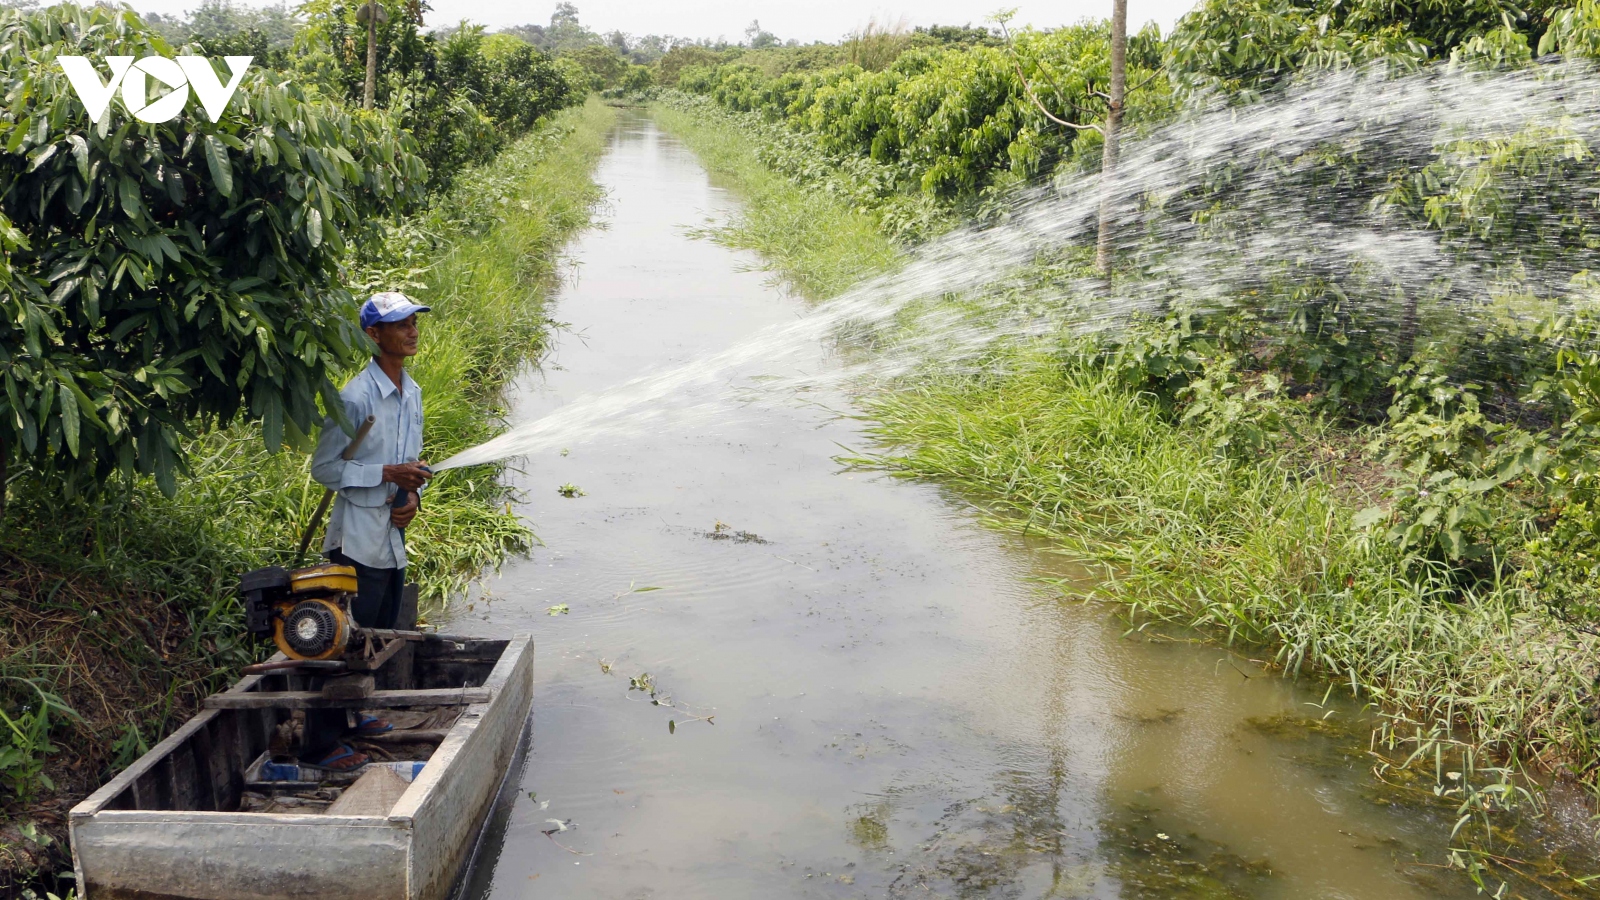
[294,0,576,191]
[0,4,426,512]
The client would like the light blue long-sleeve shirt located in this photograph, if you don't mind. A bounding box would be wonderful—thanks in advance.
[310,359,424,569]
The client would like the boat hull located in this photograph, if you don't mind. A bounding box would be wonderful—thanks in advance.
[69,634,533,900]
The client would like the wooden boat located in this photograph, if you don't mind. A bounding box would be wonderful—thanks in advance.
[68,633,533,900]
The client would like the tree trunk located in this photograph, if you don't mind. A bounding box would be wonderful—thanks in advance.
[1094,0,1128,278]
[363,14,378,110]
[1396,292,1421,364]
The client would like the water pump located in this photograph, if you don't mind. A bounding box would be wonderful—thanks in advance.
[240,564,357,660]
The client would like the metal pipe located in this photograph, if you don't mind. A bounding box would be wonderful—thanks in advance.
[294,415,376,566]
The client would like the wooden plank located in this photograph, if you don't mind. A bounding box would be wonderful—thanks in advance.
[322,674,376,700]
[138,766,170,810]
[215,713,245,811]
[168,735,202,811]
[204,687,491,710]
[254,708,277,755]
[414,637,505,655]
[375,641,415,692]
[359,628,479,643]
[70,706,227,818]
[346,635,407,672]
[418,661,498,690]
[361,728,448,745]
[397,634,532,899]
[191,717,222,812]
[415,643,506,663]
[106,785,136,810]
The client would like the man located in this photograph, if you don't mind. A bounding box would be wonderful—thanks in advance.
[304,291,435,769]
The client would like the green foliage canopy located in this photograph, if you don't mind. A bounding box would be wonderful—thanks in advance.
[678,24,1173,200]
[1166,0,1560,97]
[295,0,577,190]
[0,4,426,495]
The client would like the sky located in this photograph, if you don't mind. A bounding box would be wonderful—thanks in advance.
[134,0,1203,44]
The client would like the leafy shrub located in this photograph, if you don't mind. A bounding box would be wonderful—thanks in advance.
[1541,0,1600,57]
[678,23,1174,203]
[0,680,76,803]
[0,4,425,497]
[294,1,577,191]
[1106,314,1211,404]
[1359,361,1538,564]
[1532,341,1600,550]
[1179,356,1292,462]
[1166,0,1537,98]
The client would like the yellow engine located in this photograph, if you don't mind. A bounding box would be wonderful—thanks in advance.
[241,564,358,660]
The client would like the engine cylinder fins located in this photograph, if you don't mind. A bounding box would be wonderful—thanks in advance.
[272,598,351,660]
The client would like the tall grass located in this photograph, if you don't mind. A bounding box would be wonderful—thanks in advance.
[650,100,899,299]
[844,16,914,71]
[853,356,1600,769]
[0,99,617,844]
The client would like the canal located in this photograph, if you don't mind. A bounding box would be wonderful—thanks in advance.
[456,109,1482,899]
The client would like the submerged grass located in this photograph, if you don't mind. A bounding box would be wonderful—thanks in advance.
[0,99,617,887]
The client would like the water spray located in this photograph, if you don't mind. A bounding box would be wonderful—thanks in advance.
[432,62,1600,474]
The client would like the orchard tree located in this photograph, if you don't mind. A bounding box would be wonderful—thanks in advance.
[1094,0,1125,276]
[1165,0,1554,97]
[296,0,576,190]
[0,4,426,510]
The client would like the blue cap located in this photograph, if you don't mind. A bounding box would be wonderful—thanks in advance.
[360,291,431,329]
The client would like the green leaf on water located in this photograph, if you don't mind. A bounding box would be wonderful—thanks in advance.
[668,719,675,734]
[546,604,569,616]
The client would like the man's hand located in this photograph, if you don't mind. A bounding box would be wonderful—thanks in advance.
[382,462,433,491]
[391,493,419,529]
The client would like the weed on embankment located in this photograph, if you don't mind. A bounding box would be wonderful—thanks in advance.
[650,97,902,299]
[0,99,616,889]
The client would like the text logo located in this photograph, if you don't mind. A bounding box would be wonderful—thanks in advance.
[57,56,253,124]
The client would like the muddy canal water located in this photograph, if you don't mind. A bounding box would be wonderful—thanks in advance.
[455,110,1480,899]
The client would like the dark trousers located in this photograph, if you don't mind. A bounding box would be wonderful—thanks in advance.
[304,550,406,759]
[329,548,405,630]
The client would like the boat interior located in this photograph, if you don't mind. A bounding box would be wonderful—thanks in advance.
[95,637,509,816]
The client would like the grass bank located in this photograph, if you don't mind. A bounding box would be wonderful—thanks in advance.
[649,96,899,298]
[0,98,616,892]
[857,361,1595,761]
[651,93,1600,890]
